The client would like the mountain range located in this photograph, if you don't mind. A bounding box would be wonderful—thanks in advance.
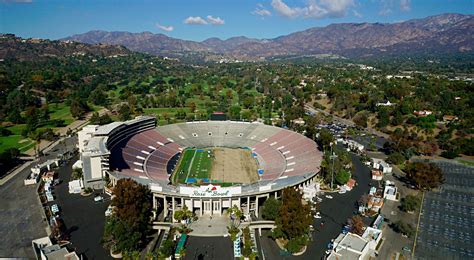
[62,13,473,61]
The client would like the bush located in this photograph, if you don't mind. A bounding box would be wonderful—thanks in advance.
[387,152,405,165]
[393,220,415,238]
[440,150,458,159]
[400,195,420,212]
[262,197,281,220]
[159,239,175,257]
[335,169,351,185]
[286,236,307,254]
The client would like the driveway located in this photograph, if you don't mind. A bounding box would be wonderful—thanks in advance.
[52,157,111,259]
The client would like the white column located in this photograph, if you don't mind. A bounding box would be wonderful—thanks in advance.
[200,198,203,216]
[220,198,223,216]
[210,198,213,216]
[163,196,168,220]
[247,196,250,214]
[172,197,175,222]
[255,196,259,218]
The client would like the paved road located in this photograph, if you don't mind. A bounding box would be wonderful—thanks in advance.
[259,153,374,259]
[184,236,233,260]
[52,156,111,259]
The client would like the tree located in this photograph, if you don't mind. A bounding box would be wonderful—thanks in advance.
[226,205,243,227]
[262,197,281,221]
[405,162,444,190]
[104,178,152,252]
[386,152,405,165]
[72,168,83,180]
[377,107,390,128]
[393,220,415,238]
[174,205,193,223]
[318,128,334,151]
[70,98,89,119]
[118,104,132,121]
[353,112,368,128]
[159,239,175,258]
[348,215,365,235]
[335,169,351,185]
[273,187,312,248]
[400,195,420,212]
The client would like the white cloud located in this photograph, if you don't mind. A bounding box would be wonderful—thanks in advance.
[400,0,411,11]
[155,23,174,32]
[252,3,272,17]
[2,0,33,3]
[184,16,208,25]
[352,10,362,18]
[206,15,225,25]
[271,0,354,19]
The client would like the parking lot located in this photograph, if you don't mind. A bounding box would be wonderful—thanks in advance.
[52,157,111,259]
[0,165,48,258]
[415,161,474,259]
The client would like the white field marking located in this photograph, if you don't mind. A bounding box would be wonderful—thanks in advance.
[284,168,294,172]
[138,175,148,178]
[136,155,145,160]
[282,151,290,155]
[167,138,174,142]
[270,142,277,146]
[133,162,143,166]
[134,168,144,173]
[178,147,183,151]
[250,135,256,139]
[157,141,164,146]
[287,162,296,166]
[285,156,294,160]
[141,150,150,155]
[260,138,268,142]
[179,135,185,139]
[278,176,288,179]
[277,146,285,150]
[148,146,156,150]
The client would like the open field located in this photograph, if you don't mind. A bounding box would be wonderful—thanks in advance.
[211,148,258,184]
[173,148,213,183]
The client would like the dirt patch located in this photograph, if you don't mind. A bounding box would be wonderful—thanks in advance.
[210,148,258,184]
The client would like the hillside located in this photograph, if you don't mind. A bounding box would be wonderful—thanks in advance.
[0,34,131,62]
[63,13,473,60]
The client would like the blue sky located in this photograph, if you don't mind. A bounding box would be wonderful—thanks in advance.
[1,0,473,41]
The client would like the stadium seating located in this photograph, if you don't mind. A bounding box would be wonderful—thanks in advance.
[110,121,321,183]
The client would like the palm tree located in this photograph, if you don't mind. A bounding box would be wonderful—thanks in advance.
[226,205,243,227]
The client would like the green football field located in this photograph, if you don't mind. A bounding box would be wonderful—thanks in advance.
[173,148,213,184]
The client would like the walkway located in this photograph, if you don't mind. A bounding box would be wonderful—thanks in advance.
[188,214,230,237]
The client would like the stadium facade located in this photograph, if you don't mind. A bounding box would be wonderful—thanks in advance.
[78,116,322,219]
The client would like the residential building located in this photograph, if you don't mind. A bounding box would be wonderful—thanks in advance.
[368,195,384,212]
[383,180,398,201]
[371,158,392,174]
[371,170,383,181]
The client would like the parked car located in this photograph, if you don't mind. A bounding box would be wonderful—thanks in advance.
[314,213,322,219]
[325,195,333,199]
[94,196,104,202]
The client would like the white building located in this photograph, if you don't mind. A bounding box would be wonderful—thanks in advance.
[371,158,392,174]
[32,236,79,260]
[78,116,156,189]
[328,230,381,260]
[383,180,398,201]
[376,101,396,107]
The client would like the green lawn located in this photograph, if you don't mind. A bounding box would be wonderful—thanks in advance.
[48,103,74,125]
[0,134,35,153]
[173,148,213,184]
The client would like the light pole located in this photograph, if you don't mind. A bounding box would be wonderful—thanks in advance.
[330,142,338,190]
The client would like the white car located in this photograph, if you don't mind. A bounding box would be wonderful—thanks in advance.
[105,206,113,217]
[325,195,333,199]
[314,213,322,219]
[94,196,104,202]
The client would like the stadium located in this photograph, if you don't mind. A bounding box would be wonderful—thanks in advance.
[78,116,322,220]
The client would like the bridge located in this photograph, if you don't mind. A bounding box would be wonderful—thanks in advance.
[152,221,172,231]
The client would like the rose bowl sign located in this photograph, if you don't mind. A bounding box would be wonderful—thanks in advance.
[180,184,241,197]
